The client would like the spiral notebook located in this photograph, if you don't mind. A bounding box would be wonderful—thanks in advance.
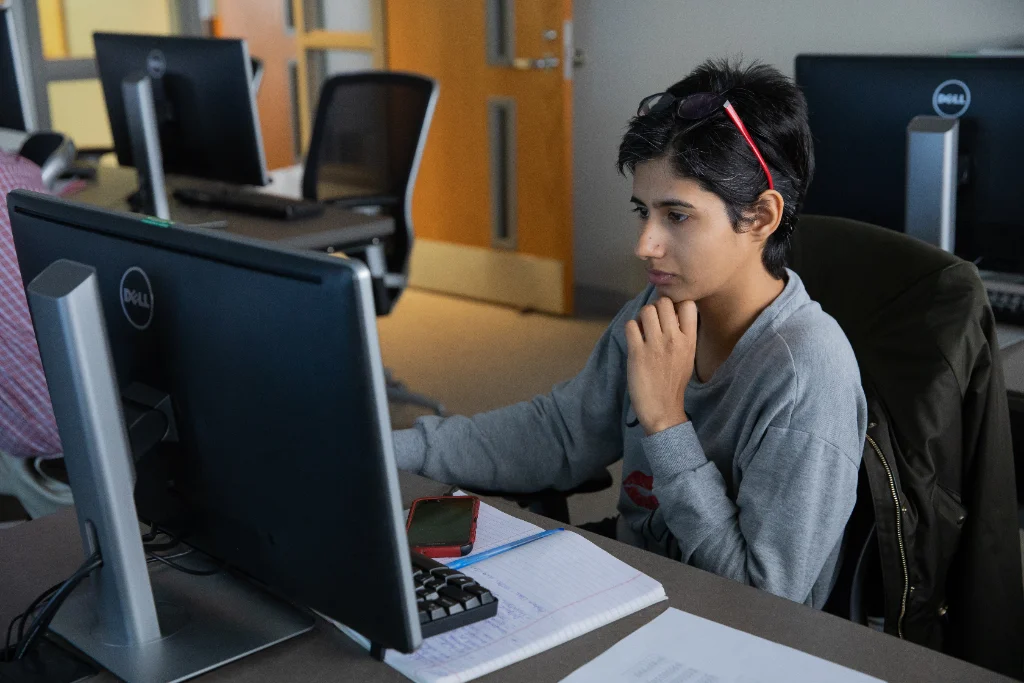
[327,501,667,683]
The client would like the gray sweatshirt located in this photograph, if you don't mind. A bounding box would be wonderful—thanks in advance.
[393,269,867,607]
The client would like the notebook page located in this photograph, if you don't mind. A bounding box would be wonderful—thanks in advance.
[385,503,667,683]
[561,607,884,683]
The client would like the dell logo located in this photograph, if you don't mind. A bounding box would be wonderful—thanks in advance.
[932,79,971,119]
[123,289,150,308]
[120,266,154,331]
[146,49,166,79]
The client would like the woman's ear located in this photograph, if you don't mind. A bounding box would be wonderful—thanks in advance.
[746,190,785,243]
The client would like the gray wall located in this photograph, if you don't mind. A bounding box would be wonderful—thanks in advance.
[572,0,1024,302]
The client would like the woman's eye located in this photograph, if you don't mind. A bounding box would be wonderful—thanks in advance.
[631,206,649,219]
[667,211,689,224]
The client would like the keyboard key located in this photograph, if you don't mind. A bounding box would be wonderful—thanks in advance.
[446,575,477,588]
[438,585,468,602]
[431,567,462,580]
[422,577,445,592]
[464,584,495,605]
[411,552,446,571]
[420,600,447,621]
[440,585,481,610]
[436,595,464,615]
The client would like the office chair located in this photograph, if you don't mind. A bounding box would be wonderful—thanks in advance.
[0,450,72,520]
[250,57,263,95]
[18,132,75,189]
[791,215,1022,675]
[466,470,615,526]
[303,71,445,415]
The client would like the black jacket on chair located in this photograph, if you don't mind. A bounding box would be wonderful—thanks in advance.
[790,215,1023,678]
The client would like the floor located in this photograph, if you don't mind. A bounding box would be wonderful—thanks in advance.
[379,288,622,525]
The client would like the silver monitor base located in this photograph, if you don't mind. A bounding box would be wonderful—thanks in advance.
[50,563,315,683]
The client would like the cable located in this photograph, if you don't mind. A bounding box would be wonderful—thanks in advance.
[7,527,215,661]
[143,536,181,552]
[4,581,61,662]
[14,552,102,661]
[141,522,182,553]
[17,582,60,641]
[141,522,160,542]
[148,547,194,562]
[145,551,222,576]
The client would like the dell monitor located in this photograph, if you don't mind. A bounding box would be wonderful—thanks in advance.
[10,192,421,679]
[0,4,34,131]
[796,55,1024,274]
[94,33,268,189]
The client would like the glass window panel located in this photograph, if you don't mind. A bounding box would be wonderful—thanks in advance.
[305,48,374,125]
[303,0,372,33]
[47,79,112,148]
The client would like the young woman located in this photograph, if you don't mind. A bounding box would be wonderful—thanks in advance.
[393,59,866,608]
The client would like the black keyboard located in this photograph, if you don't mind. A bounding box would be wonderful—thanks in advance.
[173,187,325,221]
[411,552,498,638]
[987,286,1024,325]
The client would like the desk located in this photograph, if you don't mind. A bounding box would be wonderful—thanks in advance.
[1,473,1013,683]
[67,165,393,253]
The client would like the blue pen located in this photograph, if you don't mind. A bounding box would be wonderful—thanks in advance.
[447,528,565,570]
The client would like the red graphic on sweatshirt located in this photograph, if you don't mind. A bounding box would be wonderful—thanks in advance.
[623,471,659,510]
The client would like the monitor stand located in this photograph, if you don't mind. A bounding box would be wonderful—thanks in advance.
[122,73,170,220]
[904,115,959,252]
[26,259,314,683]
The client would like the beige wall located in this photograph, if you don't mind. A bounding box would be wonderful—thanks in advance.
[63,0,171,57]
[45,0,173,147]
[47,80,111,148]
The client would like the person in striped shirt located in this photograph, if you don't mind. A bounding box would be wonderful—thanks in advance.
[0,149,61,460]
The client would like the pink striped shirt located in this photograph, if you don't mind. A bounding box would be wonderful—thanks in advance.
[0,151,61,458]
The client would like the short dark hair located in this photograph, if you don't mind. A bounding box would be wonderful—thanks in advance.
[617,59,814,280]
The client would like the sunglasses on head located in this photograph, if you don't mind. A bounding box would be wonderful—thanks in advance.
[637,92,774,191]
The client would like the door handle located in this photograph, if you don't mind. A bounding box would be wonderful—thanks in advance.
[510,56,561,71]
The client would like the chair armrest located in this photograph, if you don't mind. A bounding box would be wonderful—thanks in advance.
[463,469,616,525]
[76,147,115,160]
[322,194,401,210]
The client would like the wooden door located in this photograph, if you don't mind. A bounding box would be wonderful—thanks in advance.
[215,0,298,170]
[386,0,574,315]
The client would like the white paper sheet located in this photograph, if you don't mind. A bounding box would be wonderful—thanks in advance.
[560,607,884,683]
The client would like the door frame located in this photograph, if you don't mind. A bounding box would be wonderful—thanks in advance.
[289,0,387,152]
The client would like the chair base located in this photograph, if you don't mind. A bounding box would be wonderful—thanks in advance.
[385,368,446,416]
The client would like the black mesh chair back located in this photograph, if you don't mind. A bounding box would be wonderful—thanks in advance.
[303,72,437,313]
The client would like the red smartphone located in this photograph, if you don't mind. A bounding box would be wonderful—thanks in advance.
[406,495,480,558]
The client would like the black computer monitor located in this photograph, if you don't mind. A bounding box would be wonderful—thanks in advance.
[0,5,33,131]
[9,191,421,654]
[796,55,1024,273]
[94,33,268,187]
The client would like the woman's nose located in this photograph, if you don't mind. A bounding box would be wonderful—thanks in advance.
[635,223,665,260]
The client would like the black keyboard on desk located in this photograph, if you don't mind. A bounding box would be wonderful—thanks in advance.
[987,285,1024,326]
[173,187,325,221]
[411,552,498,637]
